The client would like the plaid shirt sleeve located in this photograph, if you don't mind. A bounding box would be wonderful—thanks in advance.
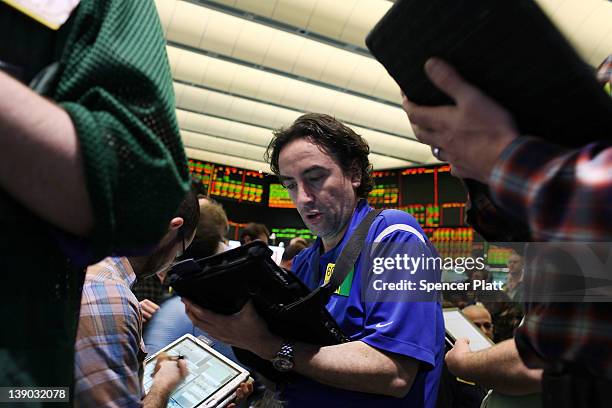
[513,302,612,377]
[74,278,145,407]
[489,137,612,241]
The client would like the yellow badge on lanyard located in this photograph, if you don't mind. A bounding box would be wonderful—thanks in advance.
[2,0,81,30]
[323,263,354,297]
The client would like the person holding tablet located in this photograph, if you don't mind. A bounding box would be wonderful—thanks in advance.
[74,191,200,407]
[143,335,252,408]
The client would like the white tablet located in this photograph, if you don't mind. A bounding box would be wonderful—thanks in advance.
[143,334,250,408]
[443,308,494,352]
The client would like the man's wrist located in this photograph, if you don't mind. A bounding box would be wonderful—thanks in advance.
[151,377,176,394]
[271,340,296,372]
[480,131,519,184]
[144,382,172,408]
[487,136,528,186]
[253,334,284,360]
[446,351,472,378]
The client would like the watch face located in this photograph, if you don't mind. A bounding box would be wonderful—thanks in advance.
[272,357,294,372]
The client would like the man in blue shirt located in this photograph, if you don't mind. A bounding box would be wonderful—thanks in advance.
[184,113,444,407]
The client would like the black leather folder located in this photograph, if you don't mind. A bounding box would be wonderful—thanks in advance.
[166,241,348,380]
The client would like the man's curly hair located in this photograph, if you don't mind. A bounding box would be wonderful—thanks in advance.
[265,113,373,199]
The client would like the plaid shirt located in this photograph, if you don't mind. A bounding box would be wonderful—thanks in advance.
[489,56,611,240]
[490,137,612,241]
[75,257,147,407]
[489,136,612,378]
[131,274,171,305]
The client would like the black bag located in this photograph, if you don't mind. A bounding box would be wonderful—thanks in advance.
[167,209,382,381]
[365,0,612,242]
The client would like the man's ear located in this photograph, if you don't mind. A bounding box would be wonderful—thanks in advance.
[169,217,184,232]
[156,270,167,284]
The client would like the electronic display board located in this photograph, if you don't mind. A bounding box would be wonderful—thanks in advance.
[398,165,467,228]
[368,170,399,206]
[269,184,295,208]
[210,165,264,204]
[437,166,467,203]
[187,160,479,261]
[400,166,435,206]
[399,204,440,227]
[440,202,467,227]
[430,227,475,260]
[487,245,515,266]
[188,159,214,195]
[271,227,316,242]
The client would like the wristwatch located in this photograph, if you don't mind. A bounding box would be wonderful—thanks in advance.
[271,340,295,372]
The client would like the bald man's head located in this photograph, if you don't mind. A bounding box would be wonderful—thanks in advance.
[462,305,493,340]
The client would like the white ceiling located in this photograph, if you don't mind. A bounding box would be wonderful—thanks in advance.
[154,0,612,172]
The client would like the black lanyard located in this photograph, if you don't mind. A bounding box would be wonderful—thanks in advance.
[309,209,382,297]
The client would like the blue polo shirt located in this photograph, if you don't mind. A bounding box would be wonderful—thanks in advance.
[283,201,444,407]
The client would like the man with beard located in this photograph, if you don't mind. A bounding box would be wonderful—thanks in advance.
[74,190,200,407]
[183,114,445,407]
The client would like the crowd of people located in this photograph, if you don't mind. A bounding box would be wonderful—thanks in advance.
[1,0,610,407]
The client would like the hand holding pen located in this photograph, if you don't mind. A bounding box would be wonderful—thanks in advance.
[153,351,188,378]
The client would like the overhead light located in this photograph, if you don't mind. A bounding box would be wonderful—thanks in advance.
[155,0,401,104]
[173,85,437,164]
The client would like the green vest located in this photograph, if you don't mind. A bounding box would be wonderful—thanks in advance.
[0,2,189,405]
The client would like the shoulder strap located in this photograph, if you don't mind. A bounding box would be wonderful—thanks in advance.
[322,208,382,295]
